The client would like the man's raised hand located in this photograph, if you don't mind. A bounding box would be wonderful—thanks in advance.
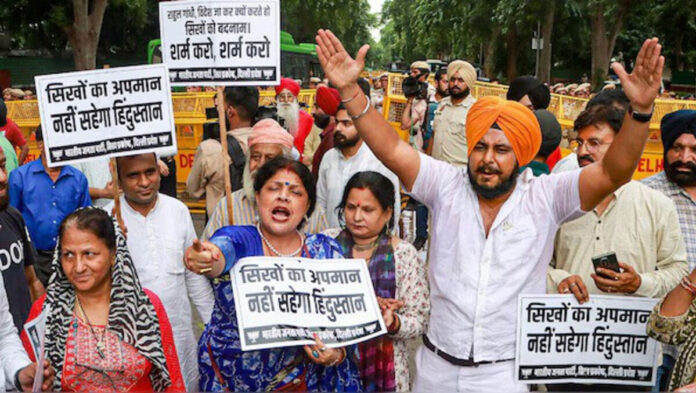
[612,37,664,113]
[315,29,369,91]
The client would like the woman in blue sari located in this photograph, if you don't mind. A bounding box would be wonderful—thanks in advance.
[185,155,362,392]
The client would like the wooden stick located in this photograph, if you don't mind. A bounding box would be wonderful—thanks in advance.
[109,158,126,234]
[216,86,234,226]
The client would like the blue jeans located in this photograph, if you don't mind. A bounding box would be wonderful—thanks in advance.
[652,353,675,393]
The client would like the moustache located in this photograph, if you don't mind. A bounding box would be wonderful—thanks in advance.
[669,160,696,172]
[475,164,502,175]
[578,155,595,164]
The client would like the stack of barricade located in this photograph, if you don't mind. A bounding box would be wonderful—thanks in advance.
[7,76,688,208]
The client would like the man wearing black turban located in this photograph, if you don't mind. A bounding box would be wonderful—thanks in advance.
[642,109,696,393]
[520,109,562,176]
[506,76,551,110]
[645,110,696,192]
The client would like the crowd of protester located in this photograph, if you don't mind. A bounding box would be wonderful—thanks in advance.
[1,89,33,102]
[0,31,695,393]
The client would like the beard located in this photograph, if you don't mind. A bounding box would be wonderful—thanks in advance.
[333,131,360,149]
[467,162,520,200]
[665,159,696,187]
[243,162,257,202]
[449,86,470,100]
[313,113,330,129]
[0,184,7,211]
[277,101,299,137]
[437,86,449,98]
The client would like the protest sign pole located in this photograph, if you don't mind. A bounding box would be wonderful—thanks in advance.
[217,86,234,225]
[109,158,125,234]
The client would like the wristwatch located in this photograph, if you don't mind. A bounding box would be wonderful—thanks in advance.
[630,106,653,123]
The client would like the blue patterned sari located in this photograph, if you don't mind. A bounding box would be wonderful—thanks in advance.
[199,225,363,392]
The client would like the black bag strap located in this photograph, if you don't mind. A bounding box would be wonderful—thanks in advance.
[226,136,246,169]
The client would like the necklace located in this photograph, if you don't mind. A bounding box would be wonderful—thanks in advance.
[257,223,304,257]
[76,297,107,359]
[353,237,379,252]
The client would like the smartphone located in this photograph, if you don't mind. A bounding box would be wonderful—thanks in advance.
[591,252,620,277]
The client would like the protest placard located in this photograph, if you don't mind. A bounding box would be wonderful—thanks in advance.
[24,308,47,360]
[159,0,280,86]
[231,256,387,351]
[516,295,659,386]
[34,64,176,167]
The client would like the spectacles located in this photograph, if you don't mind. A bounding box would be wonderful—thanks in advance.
[570,138,612,153]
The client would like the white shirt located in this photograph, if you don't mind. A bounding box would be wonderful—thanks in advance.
[104,194,214,391]
[551,152,579,174]
[317,142,401,228]
[72,158,113,208]
[0,274,31,392]
[410,153,583,362]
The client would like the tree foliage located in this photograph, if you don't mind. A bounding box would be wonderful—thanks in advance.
[280,0,376,56]
[379,0,696,84]
[3,0,150,69]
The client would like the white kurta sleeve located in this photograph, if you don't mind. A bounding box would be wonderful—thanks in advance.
[182,211,214,324]
[0,277,31,392]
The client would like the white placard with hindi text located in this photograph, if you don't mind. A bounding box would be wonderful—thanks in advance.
[24,308,47,361]
[231,257,387,351]
[159,0,280,86]
[516,294,659,386]
[34,64,176,167]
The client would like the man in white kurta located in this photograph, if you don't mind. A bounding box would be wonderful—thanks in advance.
[0,271,32,392]
[106,153,214,392]
[317,107,400,228]
[314,30,664,392]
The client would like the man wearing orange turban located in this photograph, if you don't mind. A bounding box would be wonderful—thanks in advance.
[466,96,542,167]
[316,29,663,392]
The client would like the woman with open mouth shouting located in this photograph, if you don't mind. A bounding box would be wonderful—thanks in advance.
[185,154,361,392]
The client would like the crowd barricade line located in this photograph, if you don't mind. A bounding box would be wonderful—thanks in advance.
[6,78,684,208]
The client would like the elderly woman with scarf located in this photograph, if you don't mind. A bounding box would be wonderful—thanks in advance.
[324,171,429,392]
[186,156,361,392]
[20,207,185,392]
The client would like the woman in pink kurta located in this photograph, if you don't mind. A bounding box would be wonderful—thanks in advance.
[21,207,184,392]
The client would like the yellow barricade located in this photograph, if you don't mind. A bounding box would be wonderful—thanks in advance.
[382,73,680,180]
[5,90,317,212]
[5,77,686,209]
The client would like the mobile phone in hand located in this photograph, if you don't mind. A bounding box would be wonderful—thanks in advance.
[591,252,620,278]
